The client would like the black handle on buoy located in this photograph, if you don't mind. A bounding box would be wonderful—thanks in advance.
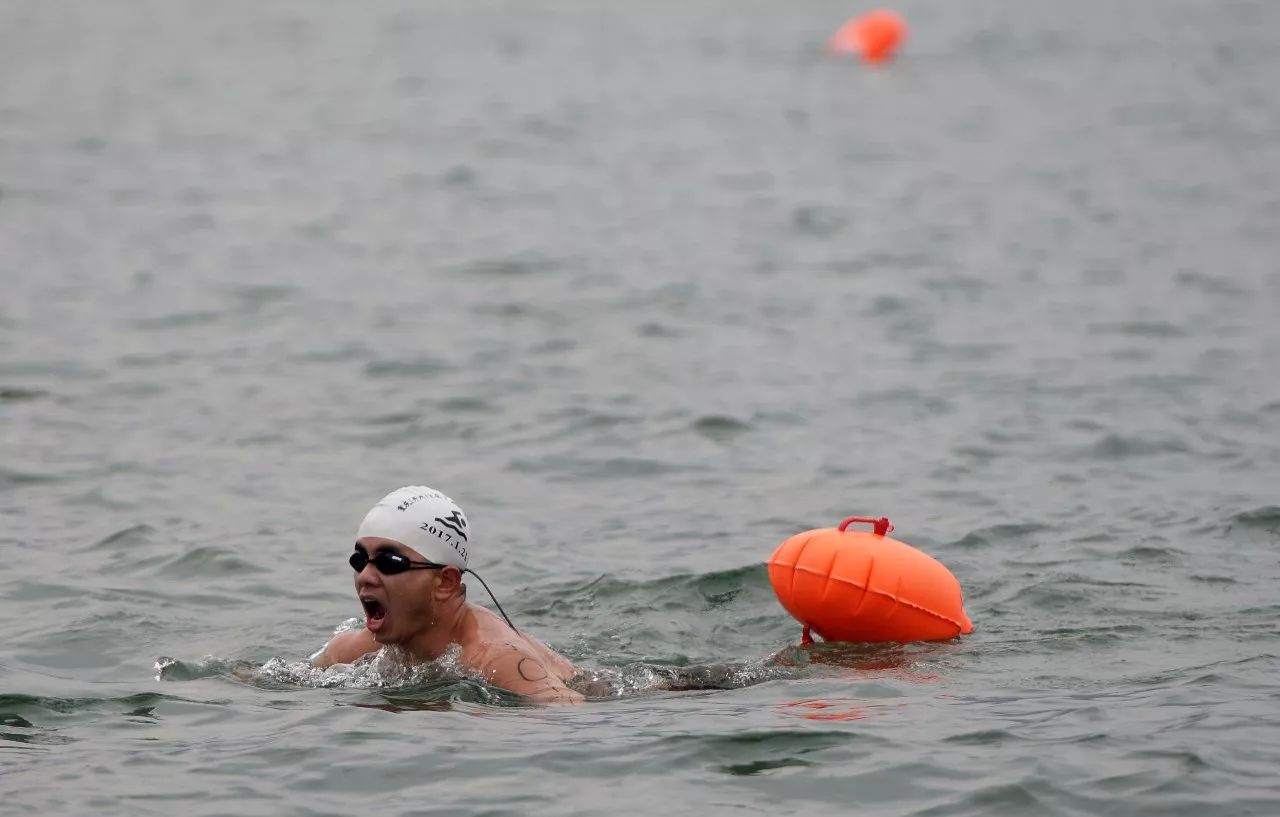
[837,516,894,536]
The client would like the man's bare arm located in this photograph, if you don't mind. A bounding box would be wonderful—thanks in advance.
[480,645,585,704]
[311,628,378,668]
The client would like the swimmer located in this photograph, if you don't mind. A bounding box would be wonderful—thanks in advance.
[312,486,584,704]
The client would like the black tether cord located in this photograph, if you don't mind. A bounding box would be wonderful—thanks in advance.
[464,568,517,632]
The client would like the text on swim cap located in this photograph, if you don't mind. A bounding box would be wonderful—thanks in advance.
[395,490,444,512]
[419,520,468,562]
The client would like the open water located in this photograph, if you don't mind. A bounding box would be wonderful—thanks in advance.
[2,1,1279,815]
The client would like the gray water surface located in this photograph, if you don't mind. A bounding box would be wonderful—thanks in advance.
[3,1,1279,815]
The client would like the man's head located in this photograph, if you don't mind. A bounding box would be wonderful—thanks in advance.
[350,486,471,647]
[356,486,470,569]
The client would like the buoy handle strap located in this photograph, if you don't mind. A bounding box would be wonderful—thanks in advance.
[837,516,894,536]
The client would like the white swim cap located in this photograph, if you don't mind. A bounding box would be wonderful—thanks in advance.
[355,486,470,569]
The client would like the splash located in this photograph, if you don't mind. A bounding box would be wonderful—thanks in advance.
[155,643,487,691]
[153,617,952,704]
[155,617,493,695]
[253,643,487,690]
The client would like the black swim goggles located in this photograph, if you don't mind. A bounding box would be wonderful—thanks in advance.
[349,546,446,575]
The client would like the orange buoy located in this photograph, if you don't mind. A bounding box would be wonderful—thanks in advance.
[767,516,972,644]
[828,10,907,64]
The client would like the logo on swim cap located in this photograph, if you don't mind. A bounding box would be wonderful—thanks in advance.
[356,485,471,569]
[435,510,468,541]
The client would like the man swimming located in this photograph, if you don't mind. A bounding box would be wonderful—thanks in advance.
[312,486,584,704]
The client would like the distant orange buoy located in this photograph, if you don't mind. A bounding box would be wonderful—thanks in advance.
[767,516,972,644]
[829,9,907,64]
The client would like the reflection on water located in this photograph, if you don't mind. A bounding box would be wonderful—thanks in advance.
[776,698,898,722]
[773,640,957,683]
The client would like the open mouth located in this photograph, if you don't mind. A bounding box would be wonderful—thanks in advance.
[360,596,386,629]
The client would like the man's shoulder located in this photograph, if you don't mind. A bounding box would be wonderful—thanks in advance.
[459,604,524,653]
[312,628,378,668]
[459,619,554,680]
[456,610,583,703]
[460,629,529,671]
[463,637,584,703]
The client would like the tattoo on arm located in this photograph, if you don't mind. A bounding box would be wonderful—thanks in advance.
[517,658,549,683]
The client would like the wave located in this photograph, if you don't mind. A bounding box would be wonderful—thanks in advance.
[1228,506,1280,531]
[0,690,175,717]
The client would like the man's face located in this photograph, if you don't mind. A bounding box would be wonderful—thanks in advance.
[352,537,437,646]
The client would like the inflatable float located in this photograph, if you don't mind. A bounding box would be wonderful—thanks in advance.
[767,516,972,644]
